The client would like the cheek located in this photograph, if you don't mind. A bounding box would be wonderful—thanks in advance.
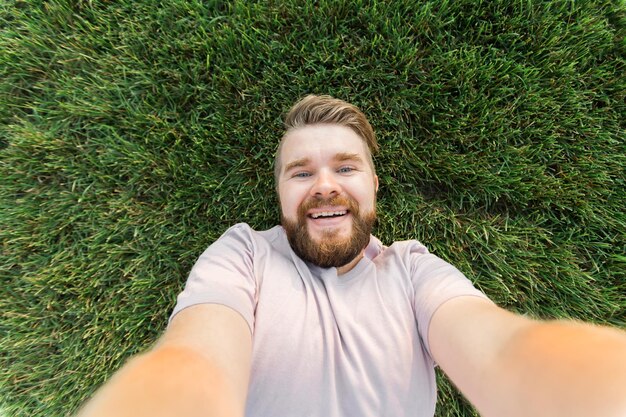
[352,180,376,202]
[279,186,304,217]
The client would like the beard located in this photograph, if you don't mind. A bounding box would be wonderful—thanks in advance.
[281,195,376,268]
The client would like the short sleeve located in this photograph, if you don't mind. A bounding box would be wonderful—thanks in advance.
[409,243,490,359]
[168,223,258,332]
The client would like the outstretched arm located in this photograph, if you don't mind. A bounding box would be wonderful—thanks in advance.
[77,304,252,417]
[429,297,626,417]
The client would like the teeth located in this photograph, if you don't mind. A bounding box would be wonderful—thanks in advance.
[311,211,347,219]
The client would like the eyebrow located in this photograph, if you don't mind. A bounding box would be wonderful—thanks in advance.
[284,158,311,173]
[283,153,365,174]
[334,152,364,163]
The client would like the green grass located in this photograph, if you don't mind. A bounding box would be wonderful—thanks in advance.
[1,1,624,416]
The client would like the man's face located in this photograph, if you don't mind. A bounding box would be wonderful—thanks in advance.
[277,124,379,269]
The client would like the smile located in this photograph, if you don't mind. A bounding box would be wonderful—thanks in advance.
[309,210,348,219]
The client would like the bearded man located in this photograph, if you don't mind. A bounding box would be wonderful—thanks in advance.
[78,95,626,417]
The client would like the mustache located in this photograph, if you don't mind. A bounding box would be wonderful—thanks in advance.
[298,195,359,216]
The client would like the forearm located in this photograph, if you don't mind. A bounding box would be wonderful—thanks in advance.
[77,345,244,417]
[482,320,626,417]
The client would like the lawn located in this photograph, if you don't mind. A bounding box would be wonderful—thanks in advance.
[1,1,624,416]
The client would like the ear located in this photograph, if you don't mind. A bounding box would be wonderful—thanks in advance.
[374,175,379,192]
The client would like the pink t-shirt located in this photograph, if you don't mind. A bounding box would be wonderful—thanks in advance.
[170,223,489,417]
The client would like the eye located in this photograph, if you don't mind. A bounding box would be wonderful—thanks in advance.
[293,171,311,178]
[337,166,355,174]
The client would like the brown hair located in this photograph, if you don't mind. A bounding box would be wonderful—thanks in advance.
[274,95,378,182]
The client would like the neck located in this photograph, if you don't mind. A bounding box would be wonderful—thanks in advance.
[336,251,364,275]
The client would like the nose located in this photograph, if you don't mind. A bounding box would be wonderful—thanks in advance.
[310,169,341,198]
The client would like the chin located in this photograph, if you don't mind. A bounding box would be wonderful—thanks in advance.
[309,225,352,241]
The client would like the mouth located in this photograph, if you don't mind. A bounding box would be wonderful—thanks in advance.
[305,207,352,230]
[308,210,349,219]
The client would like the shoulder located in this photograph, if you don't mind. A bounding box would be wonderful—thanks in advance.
[208,223,296,266]
[370,238,431,270]
[372,238,481,299]
[388,239,430,257]
[387,239,467,280]
[215,222,283,248]
[219,222,266,241]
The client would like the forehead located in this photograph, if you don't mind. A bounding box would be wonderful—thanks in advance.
[280,124,369,165]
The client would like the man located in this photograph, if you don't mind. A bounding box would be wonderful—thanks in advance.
[79,95,626,417]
